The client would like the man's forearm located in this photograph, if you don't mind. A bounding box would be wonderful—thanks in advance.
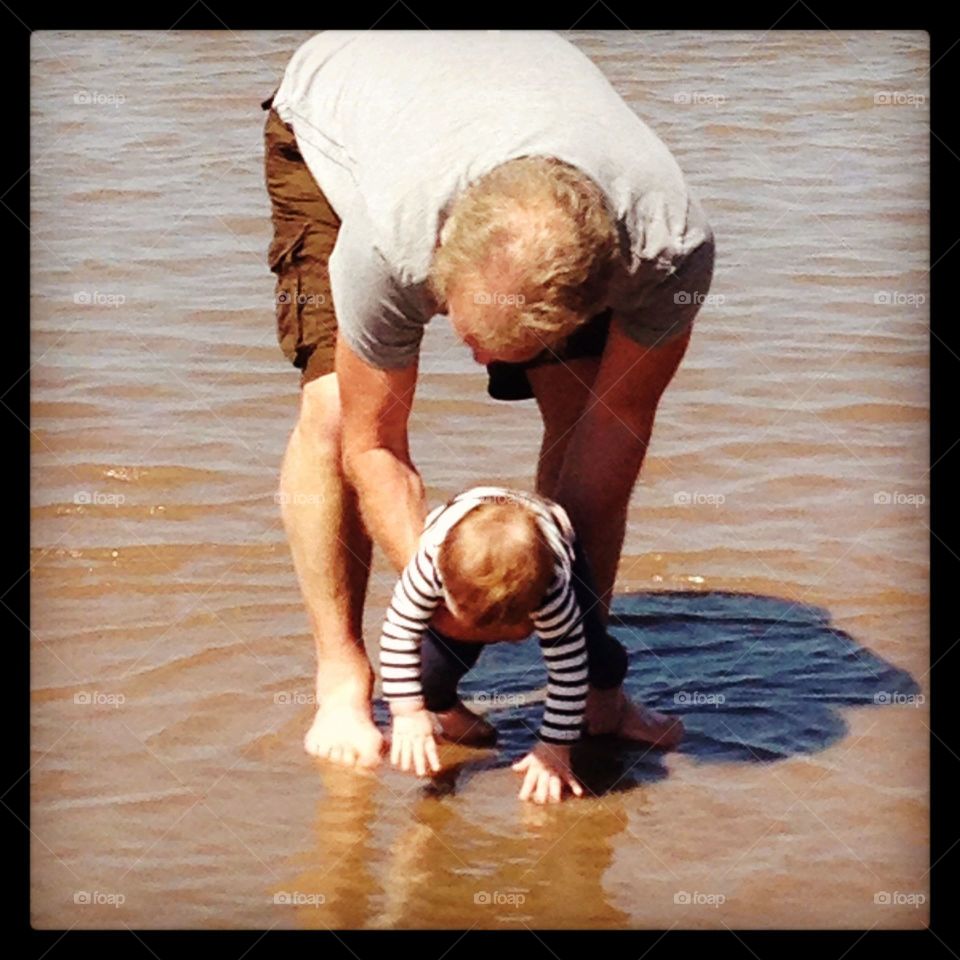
[345,447,427,572]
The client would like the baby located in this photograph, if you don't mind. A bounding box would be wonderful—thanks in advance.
[379,485,612,803]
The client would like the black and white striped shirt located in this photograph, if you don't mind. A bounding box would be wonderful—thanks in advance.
[379,486,590,745]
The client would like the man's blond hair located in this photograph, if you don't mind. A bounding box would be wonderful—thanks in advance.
[437,501,557,629]
[428,156,620,355]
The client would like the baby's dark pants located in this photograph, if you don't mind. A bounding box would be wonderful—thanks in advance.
[420,535,629,711]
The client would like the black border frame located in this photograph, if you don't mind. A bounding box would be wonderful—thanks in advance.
[4,1,953,953]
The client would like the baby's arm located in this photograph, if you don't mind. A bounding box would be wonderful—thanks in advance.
[511,568,590,802]
[379,539,444,776]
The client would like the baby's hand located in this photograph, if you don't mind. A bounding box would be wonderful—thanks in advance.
[389,702,441,777]
[511,741,584,803]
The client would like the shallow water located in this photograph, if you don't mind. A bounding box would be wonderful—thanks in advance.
[29,30,929,928]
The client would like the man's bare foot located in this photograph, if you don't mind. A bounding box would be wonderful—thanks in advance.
[303,655,385,767]
[432,701,498,747]
[303,674,385,771]
[584,686,684,749]
[304,704,384,767]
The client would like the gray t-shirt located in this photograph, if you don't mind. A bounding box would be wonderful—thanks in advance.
[272,30,713,370]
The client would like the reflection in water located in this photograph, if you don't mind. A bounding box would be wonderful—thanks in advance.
[279,765,379,928]
[291,756,633,928]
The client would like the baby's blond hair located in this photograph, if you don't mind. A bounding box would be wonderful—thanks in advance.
[437,501,557,629]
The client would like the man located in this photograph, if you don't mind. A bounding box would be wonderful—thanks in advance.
[263,30,715,769]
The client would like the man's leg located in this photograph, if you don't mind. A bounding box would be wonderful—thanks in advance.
[279,370,383,767]
[263,101,385,766]
[527,350,684,747]
[529,356,599,497]
[531,322,694,620]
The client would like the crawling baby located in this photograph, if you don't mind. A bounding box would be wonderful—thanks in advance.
[379,484,635,803]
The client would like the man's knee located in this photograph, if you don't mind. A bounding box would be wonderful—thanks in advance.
[296,373,342,455]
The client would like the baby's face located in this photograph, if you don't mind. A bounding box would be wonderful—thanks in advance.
[440,590,534,642]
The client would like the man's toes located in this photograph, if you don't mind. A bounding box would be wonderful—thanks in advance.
[304,729,324,757]
[356,745,382,769]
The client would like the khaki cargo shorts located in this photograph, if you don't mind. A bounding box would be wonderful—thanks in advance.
[262,92,340,389]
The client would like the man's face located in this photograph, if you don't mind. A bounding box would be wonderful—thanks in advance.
[446,286,547,366]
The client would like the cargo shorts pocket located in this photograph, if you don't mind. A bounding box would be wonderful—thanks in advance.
[269,223,312,368]
[268,196,339,377]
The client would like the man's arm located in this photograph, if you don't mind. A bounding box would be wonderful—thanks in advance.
[336,335,426,572]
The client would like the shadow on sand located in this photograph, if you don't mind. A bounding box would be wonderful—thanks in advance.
[374,590,921,798]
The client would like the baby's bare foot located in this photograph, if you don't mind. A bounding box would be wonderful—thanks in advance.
[432,702,498,746]
[585,686,684,749]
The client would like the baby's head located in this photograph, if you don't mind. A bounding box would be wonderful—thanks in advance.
[437,500,556,629]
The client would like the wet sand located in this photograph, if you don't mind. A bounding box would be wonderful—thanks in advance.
[29,31,929,928]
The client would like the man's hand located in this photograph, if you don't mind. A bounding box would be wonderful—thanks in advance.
[511,741,584,803]
[389,701,441,777]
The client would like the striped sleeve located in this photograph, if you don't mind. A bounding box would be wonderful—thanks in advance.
[531,563,589,745]
[379,539,444,707]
